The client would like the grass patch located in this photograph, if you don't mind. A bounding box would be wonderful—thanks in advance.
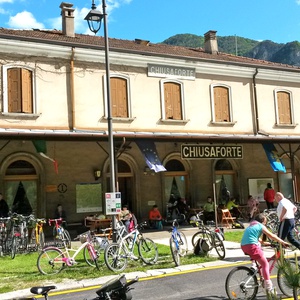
[0,233,242,294]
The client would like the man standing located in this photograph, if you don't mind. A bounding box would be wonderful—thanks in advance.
[275,192,300,250]
[264,183,275,209]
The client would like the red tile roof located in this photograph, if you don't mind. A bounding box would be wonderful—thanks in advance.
[0,27,299,71]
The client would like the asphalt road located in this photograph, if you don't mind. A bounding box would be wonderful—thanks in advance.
[42,262,290,300]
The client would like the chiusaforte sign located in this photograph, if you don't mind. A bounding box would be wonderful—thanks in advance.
[181,144,243,159]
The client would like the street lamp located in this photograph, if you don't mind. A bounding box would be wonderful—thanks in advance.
[85,0,117,240]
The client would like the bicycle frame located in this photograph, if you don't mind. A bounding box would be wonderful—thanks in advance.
[119,228,139,254]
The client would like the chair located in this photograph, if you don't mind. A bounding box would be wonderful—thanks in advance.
[221,209,236,228]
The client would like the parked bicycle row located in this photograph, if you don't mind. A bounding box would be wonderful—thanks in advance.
[0,214,72,258]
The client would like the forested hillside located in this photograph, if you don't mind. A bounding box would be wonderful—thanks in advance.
[162,34,300,66]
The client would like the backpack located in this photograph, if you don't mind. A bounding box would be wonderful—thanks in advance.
[194,238,210,256]
[232,220,245,229]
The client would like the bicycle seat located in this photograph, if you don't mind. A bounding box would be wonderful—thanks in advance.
[30,286,56,295]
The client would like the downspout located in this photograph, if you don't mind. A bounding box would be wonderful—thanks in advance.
[70,47,75,131]
[252,68,259,135]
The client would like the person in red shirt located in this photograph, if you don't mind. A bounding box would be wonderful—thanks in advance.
[149,205,163,230]
[264,183,275,209]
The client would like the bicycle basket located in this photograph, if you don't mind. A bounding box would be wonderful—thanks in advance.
[79,234,87,243]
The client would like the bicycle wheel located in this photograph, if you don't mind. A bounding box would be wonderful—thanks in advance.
[37,247,65,275]
[104,242,128,272]
[10,236,17,259]
[177,231,188,257]
[83,242,103,268]
[62,229,71,248]
[277,259,298,297]
[138,237,158,264]
[169,237,180,266]
[192,230,212,248]
[213,233,226,259]
[225,266,258,300]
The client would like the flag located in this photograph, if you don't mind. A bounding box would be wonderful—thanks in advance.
[32,140,58,174]
[262,143,286,172]
[136,139,166,173]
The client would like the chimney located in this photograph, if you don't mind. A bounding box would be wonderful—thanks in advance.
[60,2,75,37]
[204,30,218,54]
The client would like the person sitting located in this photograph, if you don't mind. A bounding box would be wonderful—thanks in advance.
[54,204,67,228]
[203,196,215,224]
[119,205,133,232]
[226,197,240,218]
[247,195,259,221]
[148,205,163,230]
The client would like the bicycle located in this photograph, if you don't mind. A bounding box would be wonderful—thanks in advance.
[104,221,158,272]
[225,243,296,299]
[0,217,10,256]
[17,275,139,300]
[191,217,226,259]
[29,216,46,250]
[48,218,71,248]
[37,230,100,275]
[169,219,188,266]
[8,213,32,259]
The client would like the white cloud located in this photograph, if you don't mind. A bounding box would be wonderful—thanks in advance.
[8,11,44,29]
[296,0,300,5]
[0,0,13,3]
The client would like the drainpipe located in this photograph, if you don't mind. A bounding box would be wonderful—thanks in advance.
[252,68,259,135]
[70,47,75,131]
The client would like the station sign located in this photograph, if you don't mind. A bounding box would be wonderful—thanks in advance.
[181,144,243,159]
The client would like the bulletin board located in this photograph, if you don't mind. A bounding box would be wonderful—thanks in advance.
[76,182,102,213]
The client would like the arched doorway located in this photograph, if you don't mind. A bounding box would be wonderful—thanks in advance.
[214,159,237,205]
[104,157,136,213]
[163,158,189,215]
[4,159,39,215]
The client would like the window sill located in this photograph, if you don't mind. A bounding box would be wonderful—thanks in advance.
[210,121,236,126]
[159,119,190,124]
[102,117,135,123]
[1,113,41,120]
[275,123,297,128]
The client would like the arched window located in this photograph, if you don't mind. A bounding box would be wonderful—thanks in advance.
[275,90,294,125]
[111,77,129,118]
[211,84,233,123]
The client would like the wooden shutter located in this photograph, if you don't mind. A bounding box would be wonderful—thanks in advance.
[164,82,182,120]
[7,68,22,113]
[110,77,128,117]
[21,69,33,113]
[214,86,230,122]
[277,91,291,124]
[7,68,33,113]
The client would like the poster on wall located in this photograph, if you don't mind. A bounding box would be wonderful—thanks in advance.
[76,183,102,213]
[248,178,274,202]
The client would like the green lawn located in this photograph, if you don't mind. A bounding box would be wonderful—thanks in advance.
[0,231,243,294]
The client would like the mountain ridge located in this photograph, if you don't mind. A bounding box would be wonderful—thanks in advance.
[161,34,300,66]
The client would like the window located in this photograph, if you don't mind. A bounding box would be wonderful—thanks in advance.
[104,75,132,120]
[3,66,36,114]
[161,80,186,121]
[211,85,233,123]
[111,77,128,118]
[275,90,294,125]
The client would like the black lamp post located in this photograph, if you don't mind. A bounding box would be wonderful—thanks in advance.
[85,0,117,240]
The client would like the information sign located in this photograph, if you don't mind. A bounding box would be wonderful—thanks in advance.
[105,192,122,215]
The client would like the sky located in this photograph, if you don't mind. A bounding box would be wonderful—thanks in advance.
[1,0,300,44]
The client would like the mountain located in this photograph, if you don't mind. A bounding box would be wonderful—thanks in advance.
[162,34,300,66]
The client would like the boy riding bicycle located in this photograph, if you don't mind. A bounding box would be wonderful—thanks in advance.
[241,213,289,295]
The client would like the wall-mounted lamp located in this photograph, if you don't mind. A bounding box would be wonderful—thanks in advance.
[94,170,101,180]
[143,166,155,176]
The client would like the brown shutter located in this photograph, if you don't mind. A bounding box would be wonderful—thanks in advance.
[277,91,291,124]
[21,69,33,113]
[164,82,182,120]
[214,86,229,122]
[111,78,128,117]
[7,68,22,112]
